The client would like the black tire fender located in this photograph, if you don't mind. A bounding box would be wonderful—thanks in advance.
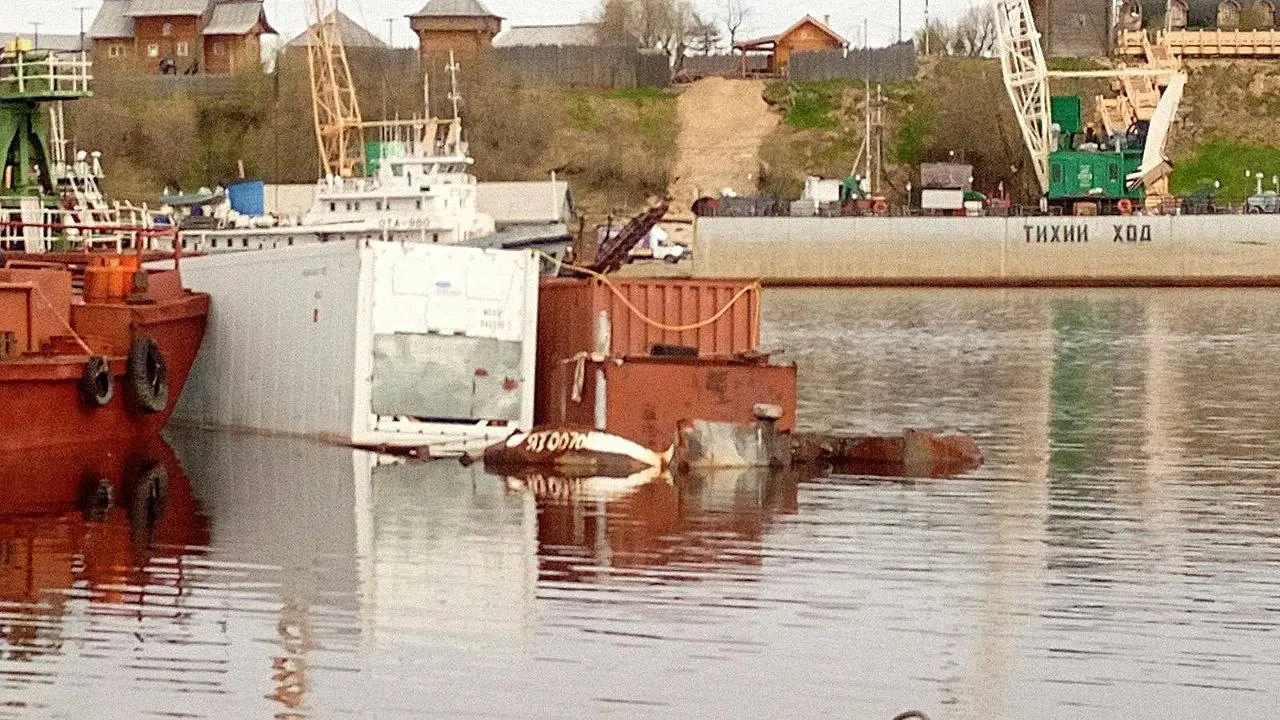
[79,356,114,408]
[128,336,169,413]
[130,462,170,530]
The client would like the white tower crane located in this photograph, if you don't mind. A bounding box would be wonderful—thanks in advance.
[993,0,1187,202]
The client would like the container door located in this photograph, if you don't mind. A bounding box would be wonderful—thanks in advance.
[368,243,529,422]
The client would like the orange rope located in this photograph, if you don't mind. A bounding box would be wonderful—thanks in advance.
[542,253,761,333]
[30,284,94,355]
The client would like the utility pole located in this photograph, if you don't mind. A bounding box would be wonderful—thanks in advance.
[31,21,42,49]
[864,18,872,188]
[898,0,903,43]
[924,0,930,54]
[75,6,89,51]
[386,18,395,48]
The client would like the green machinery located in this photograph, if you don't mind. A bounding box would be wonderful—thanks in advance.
[1046,95,1145,210]
[0,49,93,200]
[839,175,868,202]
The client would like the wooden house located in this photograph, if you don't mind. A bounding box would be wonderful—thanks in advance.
[89,0,275,76]
[732,15,848,76]
[408,0,503,80]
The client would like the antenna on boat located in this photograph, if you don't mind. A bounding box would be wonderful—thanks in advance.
[446,50,461,120]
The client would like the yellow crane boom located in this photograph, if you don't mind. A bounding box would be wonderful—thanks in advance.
[306,0,365,178]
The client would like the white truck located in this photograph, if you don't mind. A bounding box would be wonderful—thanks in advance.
[627,225,687,263]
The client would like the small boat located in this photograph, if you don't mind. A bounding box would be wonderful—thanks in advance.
[483,427,672,477]
[0,247,209,453]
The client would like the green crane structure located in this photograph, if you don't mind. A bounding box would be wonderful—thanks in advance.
[0,49,93,200]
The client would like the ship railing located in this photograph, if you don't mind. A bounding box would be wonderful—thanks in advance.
[0,208,179,264]
[0,50,93,97]
[0,218,182,269]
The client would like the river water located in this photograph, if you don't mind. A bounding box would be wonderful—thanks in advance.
[2,288,1279,719]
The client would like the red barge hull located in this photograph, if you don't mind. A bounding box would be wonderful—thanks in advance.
[0,264,209,453]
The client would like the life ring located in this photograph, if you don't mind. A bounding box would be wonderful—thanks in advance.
[79,356,114,407]
[872,199,889,215]
[1117,198,1134,215]
[127,336,169,413]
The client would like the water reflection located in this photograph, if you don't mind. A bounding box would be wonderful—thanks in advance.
[0,438,209,715]
[511,469,799,584]
[0,288,1278,718]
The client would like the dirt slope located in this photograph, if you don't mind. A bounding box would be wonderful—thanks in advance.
[667,78,778,218]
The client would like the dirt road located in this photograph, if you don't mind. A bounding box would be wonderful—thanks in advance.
[667,78,777,220]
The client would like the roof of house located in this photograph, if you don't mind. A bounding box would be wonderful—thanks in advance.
[734,15,849,50]
[89,0,136,39]
[0,32,85,52]
[203,2,275,36]
[124,0,212,17]
[203,2,271,35]
[493,23,601,48]
[409,0,500,19]
[90,0,275,39]
[287,11,388,48]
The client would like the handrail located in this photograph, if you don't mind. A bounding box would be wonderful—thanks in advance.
[0,51,93,95]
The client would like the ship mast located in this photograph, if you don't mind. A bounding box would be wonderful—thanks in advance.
[306,0,366,178]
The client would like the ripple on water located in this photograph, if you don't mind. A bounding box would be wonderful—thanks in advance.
[0,289,1279,717]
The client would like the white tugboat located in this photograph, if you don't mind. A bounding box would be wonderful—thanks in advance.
[171,51,498,253]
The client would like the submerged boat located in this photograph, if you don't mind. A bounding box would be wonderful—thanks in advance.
[0,249,209,453]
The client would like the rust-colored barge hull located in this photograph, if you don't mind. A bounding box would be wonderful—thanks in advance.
[0,265,209,453]
[535,276,796,452]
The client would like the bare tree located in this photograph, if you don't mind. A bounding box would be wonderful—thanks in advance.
[953,4,998,56]
[723,0,751,48]
[690,15,723,55]
[595,0,706,60]
[596,0,635,45]
[915,2,997,57]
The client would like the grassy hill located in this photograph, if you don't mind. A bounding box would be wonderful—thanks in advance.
[756,56,1280,206]
[65,53,677,218]
[63,55,1280,215]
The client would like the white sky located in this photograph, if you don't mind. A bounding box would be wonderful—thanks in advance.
[5,0,976,48]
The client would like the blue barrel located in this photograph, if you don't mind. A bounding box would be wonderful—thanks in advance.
[227,179,266,217]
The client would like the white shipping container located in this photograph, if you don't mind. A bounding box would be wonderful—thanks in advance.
[921,189,965,211]
[169,240,539,454]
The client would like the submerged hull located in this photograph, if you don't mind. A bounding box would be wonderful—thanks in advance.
[0,292,209,453]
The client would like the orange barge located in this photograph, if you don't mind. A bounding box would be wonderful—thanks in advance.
[535,275,797,452]
[0,245,209,453]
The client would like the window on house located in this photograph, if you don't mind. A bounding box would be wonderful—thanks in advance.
[107,44,126,58]
[212,41,227,55]
[176,41,190,57]
[1109,163,1119,182]
[146,43,160,58]
[1051,163,1063,185]
[162,22,173,37]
